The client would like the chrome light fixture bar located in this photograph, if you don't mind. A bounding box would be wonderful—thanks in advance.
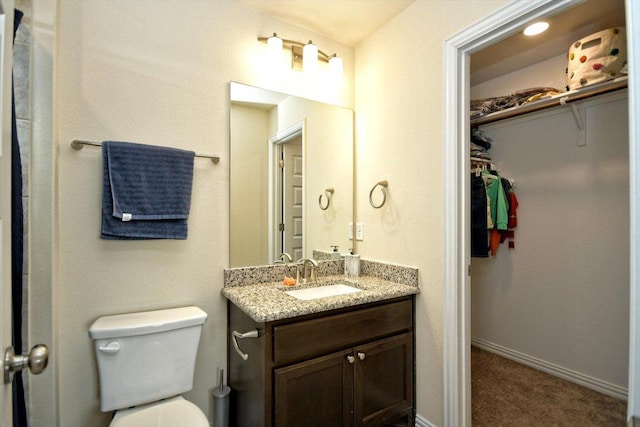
[258,33,342,73]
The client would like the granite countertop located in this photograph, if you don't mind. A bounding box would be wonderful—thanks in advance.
[221,274,420,323]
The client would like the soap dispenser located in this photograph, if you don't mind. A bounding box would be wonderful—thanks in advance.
[330,245,341,259]
[344,248,360,277]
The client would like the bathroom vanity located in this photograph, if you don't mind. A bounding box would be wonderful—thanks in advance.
[223,264,418,427]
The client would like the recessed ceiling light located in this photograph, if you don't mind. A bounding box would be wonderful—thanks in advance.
[523,21,549,36]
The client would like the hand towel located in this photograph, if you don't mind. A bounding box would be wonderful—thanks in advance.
[101,141,195,240]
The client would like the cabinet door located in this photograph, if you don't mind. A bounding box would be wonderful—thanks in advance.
[274,350,355,427]
[354,333,414,427]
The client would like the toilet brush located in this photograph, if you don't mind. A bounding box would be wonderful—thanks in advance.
[213,369,231,427]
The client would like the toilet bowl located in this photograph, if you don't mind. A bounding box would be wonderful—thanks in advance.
[110,396,208,427]
[89,306,209,426]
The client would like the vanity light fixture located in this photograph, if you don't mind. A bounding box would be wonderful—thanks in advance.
[258,33,342,74]
[523,21,549,36]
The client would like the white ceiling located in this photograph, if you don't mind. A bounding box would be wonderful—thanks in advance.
[235,0,415,46]
[470,0,626,85]
[236,0,626,84]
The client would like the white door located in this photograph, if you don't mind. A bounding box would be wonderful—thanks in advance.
[0,0,15,423]
[283,137,303,261]
[271,123,304,264]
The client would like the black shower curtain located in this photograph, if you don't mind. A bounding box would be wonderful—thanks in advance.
[12,8,27,427]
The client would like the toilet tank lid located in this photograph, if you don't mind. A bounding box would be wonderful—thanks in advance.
[89,306,207,339]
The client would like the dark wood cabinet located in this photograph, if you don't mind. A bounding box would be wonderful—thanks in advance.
[354,333,413,426]
[274,349,354,426]
[228,296,415,427]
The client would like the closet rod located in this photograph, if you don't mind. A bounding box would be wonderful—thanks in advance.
[470,157,496,173]
[470,156,491,163]
[71,140,220,164]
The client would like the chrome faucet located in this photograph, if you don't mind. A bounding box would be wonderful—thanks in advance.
[296,258,318,285]
[274,252,293,264]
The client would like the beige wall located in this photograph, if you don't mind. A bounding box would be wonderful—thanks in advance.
[47,1,353,426]
[230,104,270,266]
[354,1,508,424]
[471,53,568,99]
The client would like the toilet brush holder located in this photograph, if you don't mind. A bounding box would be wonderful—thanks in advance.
[213,370,231,427]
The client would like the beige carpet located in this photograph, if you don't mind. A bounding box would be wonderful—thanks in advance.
[471,346,627,426]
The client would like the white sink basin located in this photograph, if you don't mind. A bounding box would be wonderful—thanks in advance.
[284,283,362,301]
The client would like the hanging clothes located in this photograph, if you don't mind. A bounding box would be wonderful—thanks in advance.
[471,164,518,257]
[469,128,519,258]
[482,170,507,256]
[471,172,489,257]
[500,178,519,249]
[483,170,509,232]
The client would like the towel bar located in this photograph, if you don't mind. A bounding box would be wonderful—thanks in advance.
[71,139,220,164]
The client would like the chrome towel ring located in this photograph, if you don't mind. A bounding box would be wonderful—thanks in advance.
[369,180,388,209]
[319,188,334,210]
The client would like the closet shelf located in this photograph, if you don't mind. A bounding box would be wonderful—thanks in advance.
[470,76,628,127]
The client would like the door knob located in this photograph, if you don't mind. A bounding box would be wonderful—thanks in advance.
[357,352,366,360]
[4,344,49,384]
[346,355,356,364]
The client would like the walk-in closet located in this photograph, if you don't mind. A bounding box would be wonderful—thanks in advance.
[469,0,628,423]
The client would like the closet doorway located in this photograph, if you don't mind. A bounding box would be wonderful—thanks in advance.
[470,90,628,424]
[443,0,640,425]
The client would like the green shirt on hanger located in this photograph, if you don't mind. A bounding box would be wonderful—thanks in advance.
[482,170,508,231]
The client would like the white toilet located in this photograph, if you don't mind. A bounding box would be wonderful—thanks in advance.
[89,306,209,427]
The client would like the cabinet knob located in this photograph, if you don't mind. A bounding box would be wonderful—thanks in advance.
[346,355,356,364]
[357,352,366,360]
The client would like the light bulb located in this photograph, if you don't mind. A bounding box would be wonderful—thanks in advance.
[523,21,549,36]
[267,33,283,53]
[265,33,283,71]
[329,54,343,78]
[303,40,318,73]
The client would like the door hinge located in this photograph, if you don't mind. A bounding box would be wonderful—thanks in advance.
[468,265,471,276]
[279,159,285,168]
[279,223,285,231]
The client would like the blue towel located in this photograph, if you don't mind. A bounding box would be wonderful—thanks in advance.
[101,141,195,240]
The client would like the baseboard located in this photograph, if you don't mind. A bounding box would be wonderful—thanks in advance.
[415,413,436,427]
[629,415,640,427]
[471,337,628,400]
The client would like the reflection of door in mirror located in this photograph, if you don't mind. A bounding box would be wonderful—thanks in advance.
[230,82,354,268]
[278,136,303,261]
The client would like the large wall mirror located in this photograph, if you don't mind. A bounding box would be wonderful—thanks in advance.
[229,82,354,267]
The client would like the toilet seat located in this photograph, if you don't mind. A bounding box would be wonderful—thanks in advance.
[110,396,209,427]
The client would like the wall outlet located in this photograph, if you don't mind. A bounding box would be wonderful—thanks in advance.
[356,222,364,241]
[349,222,353,240]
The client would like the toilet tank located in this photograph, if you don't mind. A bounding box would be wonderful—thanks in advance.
[89,306,207,412]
